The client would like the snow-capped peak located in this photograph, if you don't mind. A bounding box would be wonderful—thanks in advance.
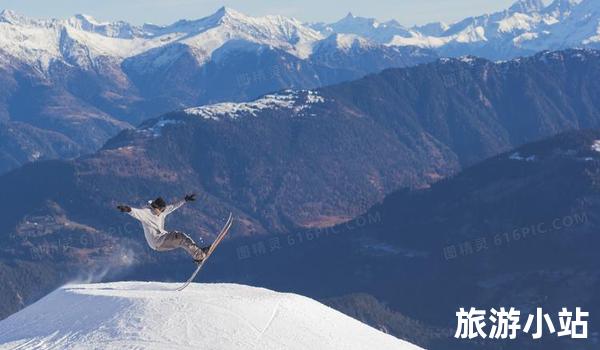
[325,12,410,40]
[177,7,322,60]
[0,9,27,24]
[0,282,421,350]
[173,6,247,29]
[66,14,144,39]
[319,33,373,51]
[72,14,106,26]
[335,12,381,29]
[413,21,450,36]
[509,0,546,14]
[214,6,246,21]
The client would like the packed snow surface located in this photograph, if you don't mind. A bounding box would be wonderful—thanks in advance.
[0,282,421,350]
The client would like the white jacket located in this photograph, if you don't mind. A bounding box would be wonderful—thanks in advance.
[128,200,185,249]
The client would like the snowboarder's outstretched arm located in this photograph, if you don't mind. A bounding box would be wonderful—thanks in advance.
[163,193,197,215]
[117,205,146,221]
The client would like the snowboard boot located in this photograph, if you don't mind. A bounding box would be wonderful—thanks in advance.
[193,245,212,264]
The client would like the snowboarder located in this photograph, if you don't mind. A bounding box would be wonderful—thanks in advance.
[117,194,210,264]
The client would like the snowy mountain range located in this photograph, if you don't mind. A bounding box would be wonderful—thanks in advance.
[2,0,599,72]
[313,0,600,59]
[0,7,323,72]
[0,282,421,350]
[0,6,430,75]
[2,0,600,174]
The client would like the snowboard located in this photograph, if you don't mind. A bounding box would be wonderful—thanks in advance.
[175,213,233,291]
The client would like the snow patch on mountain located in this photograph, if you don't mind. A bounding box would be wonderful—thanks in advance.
[185,90,325,120]
[0,282,420,350]
[387,33,449,49]
[509,152,537,161]
[63,26,175,59]
[498,12,539,33]
[322,33,373,51]
[388,25,488,48]
[140,119,184,137]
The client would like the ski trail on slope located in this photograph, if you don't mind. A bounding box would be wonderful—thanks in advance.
[258,301,281,340]
[199,298,282,346]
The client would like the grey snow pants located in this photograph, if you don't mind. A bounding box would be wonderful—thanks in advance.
[156,231,205,261]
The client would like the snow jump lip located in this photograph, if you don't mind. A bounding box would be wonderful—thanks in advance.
[0,282,422,350]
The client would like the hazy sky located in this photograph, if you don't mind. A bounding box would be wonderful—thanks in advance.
[0,0,524,26]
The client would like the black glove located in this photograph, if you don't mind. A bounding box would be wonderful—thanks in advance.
[185,193,197,202]
[117,205,132,213]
